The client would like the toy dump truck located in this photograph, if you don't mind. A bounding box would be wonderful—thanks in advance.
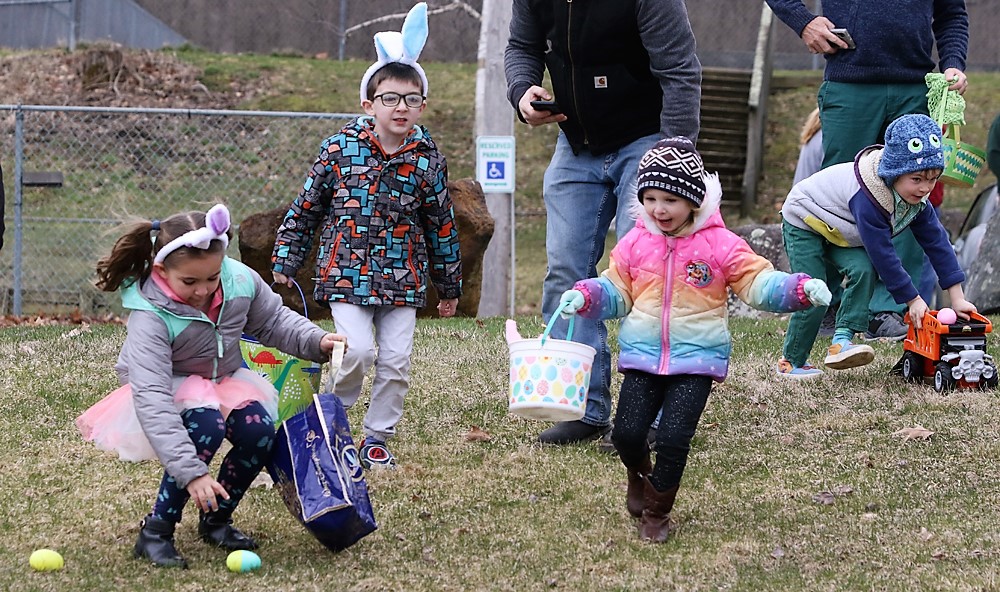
[895,310,997,393]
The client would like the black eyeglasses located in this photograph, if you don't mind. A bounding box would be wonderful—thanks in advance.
[373,92,425,109]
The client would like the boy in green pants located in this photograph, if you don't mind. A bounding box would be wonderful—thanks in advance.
[776,114,978,379]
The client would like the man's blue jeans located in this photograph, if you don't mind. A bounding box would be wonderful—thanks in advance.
[540,131,660,427]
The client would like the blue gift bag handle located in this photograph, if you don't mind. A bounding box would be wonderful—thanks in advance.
[540,299,577,347]
[272,278,309,319]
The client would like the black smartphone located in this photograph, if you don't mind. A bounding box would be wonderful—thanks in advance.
[830,28,856,50]
[529,100,563,115]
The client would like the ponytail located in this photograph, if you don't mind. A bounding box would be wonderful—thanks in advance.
[95,208,230,292]
[95,220,156,292]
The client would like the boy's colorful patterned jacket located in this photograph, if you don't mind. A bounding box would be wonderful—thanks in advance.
[272,116,462,308]
[571,175,813,381]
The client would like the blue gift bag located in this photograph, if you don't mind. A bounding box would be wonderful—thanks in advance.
[267,389,377,551]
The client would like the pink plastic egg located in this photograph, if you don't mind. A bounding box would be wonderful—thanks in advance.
[937,307,957,325]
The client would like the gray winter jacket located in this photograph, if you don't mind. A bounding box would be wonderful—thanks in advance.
[116,257,327,488]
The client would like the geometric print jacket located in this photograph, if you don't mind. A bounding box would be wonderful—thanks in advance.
[272,116,462,308]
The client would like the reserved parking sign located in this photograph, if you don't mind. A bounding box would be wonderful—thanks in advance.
[476,136,516,193]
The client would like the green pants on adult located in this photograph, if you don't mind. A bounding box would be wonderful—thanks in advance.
[781,223,877,367]
[818,81,929,317]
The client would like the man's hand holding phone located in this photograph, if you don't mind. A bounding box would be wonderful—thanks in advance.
[800,17,855,54]
[530,100,563,115]
[519,87,567,126]
[830,28,856,50]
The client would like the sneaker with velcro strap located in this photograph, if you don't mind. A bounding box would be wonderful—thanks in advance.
[824,342,875,370]
[775,358,824,379]
[863,311,908,341]
[359,438,397,470]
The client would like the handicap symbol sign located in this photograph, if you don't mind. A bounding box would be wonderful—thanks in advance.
[476,135,516,192]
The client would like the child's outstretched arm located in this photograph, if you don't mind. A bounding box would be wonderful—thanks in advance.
[723,234,819,313]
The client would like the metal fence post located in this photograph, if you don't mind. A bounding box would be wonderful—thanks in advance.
[12,106,23,316]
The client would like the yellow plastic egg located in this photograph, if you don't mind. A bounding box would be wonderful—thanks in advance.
[29,549,64,571]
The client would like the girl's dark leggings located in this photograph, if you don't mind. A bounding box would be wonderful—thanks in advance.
[612,371,713,492]
[151,401,275,522]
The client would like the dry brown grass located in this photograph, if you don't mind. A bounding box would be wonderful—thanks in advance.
[2,315,1000,591]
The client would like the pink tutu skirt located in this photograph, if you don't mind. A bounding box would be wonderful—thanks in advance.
[77,368,278,461]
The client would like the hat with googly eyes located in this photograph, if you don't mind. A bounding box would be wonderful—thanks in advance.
[877,114,945,183]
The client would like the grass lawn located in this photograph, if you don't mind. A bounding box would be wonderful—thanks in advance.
[2,313,999,591]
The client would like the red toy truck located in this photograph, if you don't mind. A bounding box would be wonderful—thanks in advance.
[895,310,997,393]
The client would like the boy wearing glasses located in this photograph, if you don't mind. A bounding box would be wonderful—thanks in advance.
[272,3,462,470]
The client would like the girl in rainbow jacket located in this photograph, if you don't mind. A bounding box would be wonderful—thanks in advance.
[558,138,831,543]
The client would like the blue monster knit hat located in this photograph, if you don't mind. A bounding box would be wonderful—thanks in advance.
[876,114,945,183]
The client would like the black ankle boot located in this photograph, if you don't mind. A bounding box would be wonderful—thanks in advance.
[198,512,258,551]
[537,420,612,444]
[134,515,188,568]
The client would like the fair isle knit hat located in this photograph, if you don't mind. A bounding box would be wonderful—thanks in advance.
[358,2,429,105]
[636,137,707,207]
[876,114,945,183]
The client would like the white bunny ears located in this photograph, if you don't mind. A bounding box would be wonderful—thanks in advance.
[153,204,230,265]
[358,2,430,105]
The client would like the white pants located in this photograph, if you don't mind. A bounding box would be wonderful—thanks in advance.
[328,302,417,442]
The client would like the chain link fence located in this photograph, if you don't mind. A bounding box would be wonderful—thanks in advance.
[0,105,356,316]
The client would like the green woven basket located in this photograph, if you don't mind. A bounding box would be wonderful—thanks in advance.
[941,124,986,187]
[930,81,986,187]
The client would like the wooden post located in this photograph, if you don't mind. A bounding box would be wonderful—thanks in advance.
[742,2,776,216]
[474,0,515,318]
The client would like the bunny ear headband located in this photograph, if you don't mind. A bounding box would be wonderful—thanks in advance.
[358,2,429,105]
[153,204,231,265]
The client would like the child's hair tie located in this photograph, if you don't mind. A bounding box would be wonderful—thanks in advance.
[151,220,161,232]
[153,204,230,265]
[358,2,429,105]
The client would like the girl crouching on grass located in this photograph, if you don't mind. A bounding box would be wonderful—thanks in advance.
[77,204,345,568]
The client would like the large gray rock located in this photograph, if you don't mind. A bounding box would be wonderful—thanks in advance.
[731,223,789,272]
[938,207,966,240]
[729,223,787,318]
[963,210,1000,314]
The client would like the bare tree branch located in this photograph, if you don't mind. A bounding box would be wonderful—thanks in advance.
[344,1,481,37]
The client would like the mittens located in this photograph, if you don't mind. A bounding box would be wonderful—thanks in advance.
[803,278,832,307]
[559,289,585,318]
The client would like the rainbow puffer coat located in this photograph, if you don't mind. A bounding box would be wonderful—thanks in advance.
[572,175,812,381]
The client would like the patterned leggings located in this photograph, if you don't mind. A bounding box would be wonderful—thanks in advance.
[151,402,275,522]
